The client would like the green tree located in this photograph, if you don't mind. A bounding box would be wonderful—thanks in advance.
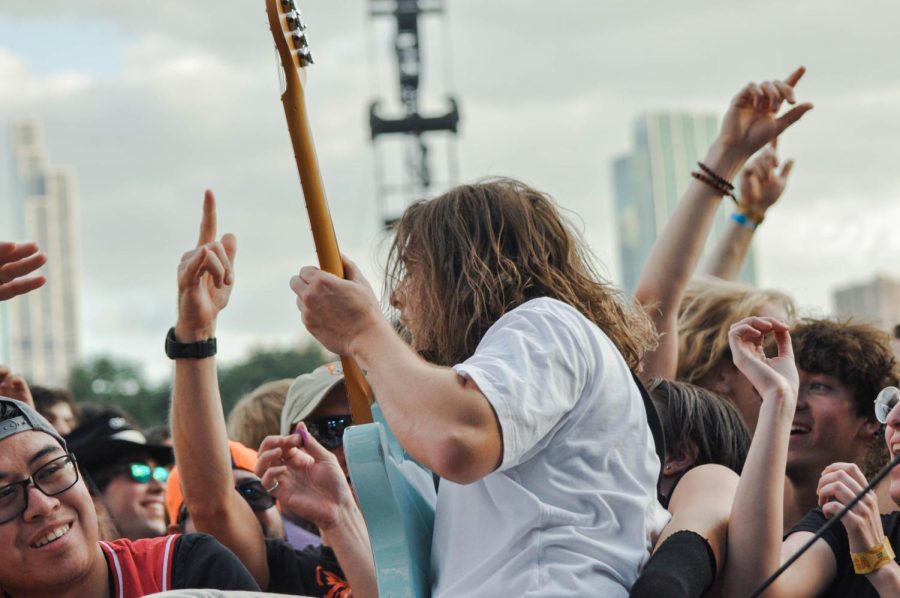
[68,343,329,427]
[217,343,327,414]
[68,356,171,427]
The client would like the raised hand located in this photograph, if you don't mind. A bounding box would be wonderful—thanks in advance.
[175,191,237,341]
[256,426,356,532]
[289,255,383,356]
[0,366,34,408]
[0,242,47,301]
[728,316,799,402]
[817,463,885,553]
[740,140,794,217]
[718,67,813,163]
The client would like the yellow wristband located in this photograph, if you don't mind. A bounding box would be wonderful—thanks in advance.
[736,203,765,226]
[851,537,895,575]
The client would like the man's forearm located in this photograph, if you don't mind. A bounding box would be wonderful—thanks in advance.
[171,354,269,588]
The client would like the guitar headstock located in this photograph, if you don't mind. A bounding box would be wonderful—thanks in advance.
[267,0,314,77]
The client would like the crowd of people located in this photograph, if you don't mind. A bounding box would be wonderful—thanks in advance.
[1,64,899,597]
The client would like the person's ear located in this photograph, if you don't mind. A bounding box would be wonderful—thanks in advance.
[663,443,700,478]
[859,416,882,441]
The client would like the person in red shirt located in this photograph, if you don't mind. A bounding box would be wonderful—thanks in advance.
[0,397,259,597]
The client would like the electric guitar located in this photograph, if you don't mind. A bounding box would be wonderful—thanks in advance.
[265,2,436,595]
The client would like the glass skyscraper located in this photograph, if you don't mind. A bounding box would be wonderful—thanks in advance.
[613,112,756,295]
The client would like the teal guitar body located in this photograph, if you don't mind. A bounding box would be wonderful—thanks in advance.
[344,405,437,598]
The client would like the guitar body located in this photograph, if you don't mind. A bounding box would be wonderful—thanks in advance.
[345,405,436,598]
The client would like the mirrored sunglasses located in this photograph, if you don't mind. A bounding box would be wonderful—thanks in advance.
[125,463,169,484]
[307,414,352,450]
[875,386,900,424]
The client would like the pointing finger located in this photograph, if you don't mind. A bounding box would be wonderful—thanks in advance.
[197,190,217,247]
[784,66,806,88]
[775,103,814,136]
[780,159,795,179]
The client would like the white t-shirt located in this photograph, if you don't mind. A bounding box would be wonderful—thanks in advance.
[432,298,667,597]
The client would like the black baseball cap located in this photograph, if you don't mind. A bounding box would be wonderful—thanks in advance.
[65,409,173,473]
[0,397,67,448]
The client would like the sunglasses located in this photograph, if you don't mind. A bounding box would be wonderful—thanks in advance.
[307,414,352,450]
[875,386,900,424]
[178,479,275,525]
[121,463,169,485]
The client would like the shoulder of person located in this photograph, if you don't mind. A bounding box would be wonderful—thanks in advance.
[173,533,259,592]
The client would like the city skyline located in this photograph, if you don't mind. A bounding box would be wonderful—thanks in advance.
[3,119,81,385]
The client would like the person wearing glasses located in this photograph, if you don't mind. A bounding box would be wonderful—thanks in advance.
[66,409,174,541]
[280,363,352,475]
[721,317,900,597]
[0,397,259,597]
[165,440,285,542]
[167,192,375,597]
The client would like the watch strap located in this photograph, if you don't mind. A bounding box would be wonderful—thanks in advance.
[165,327,217,360]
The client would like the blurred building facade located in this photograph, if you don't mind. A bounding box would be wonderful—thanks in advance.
[612,112,757,295]
[833,275,900,332]
[1,119,81,385]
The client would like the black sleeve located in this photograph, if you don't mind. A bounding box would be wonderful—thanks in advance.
[265,539,349,597]
[787,507,850,568]
[170,533,261,592]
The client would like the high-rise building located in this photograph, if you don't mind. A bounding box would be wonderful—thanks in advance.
[833,275,900,332]
[2,120,81,385]
[612,113,757,295]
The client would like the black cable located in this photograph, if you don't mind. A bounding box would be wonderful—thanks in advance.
[749,452,900,597]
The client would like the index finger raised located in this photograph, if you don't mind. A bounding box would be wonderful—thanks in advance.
[197,190,217,247]
[784,66,806,88]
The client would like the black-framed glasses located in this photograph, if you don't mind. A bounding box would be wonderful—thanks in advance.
[119,463,169,485]
[0,454,80,525]
[307,414,351,450]
[178,478,276,525]
[875,386,900,424]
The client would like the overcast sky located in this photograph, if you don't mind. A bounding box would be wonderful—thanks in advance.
[2,0,899,381]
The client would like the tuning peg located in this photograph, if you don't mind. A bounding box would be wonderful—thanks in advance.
[280,0,298,11]
[287,10,308,32]
[297,46,314,65]
[291,32,314,65]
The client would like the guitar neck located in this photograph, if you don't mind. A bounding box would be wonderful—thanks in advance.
[280,67,374,425]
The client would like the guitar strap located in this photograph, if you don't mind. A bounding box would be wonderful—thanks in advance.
[631,370,666,492]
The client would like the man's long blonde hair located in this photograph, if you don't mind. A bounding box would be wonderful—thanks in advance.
[386,178,657,368]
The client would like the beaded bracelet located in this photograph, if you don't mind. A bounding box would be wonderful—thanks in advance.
[691,171,738,204]
[851,536,895,575]
[697,161,735,191]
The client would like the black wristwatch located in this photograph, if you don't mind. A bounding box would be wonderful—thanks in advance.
[165,327,217,359]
